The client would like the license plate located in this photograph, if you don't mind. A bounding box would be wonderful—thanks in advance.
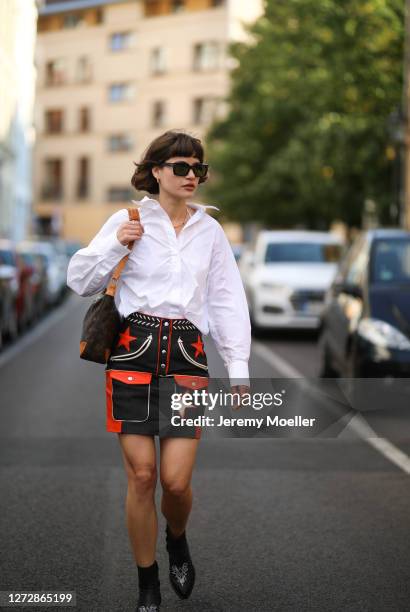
[302,301,323,315]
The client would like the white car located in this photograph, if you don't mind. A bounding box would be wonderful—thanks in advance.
[240,230,344,330]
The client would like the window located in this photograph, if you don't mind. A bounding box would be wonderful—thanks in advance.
[110,32,135,51]
[152,101,166,128]
[171,0,185,13]
[45,109,64,134]
[107,187,134,202]
[108,83,135,102]
[78,107,90,132]
[264,242,343,264]
[41,159,63,201]
[63,13,84,28]
[77,157,89,199]
[76,56,92,83]
[150,47,166,75]
[108,134,134,152]
[192,97,220,125]
[193,42,220,71]
[45,59,66,86]
[370,239,410,284]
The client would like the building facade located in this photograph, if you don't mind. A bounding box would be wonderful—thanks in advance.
[0,0,38,241]
[34,0,263,243]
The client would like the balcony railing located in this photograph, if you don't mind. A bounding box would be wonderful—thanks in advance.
[41,185,63,201]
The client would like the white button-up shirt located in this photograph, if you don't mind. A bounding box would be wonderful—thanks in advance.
[66,195,251,382]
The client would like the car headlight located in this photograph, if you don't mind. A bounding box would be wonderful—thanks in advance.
[259,282,287,291]
[357,318,410,350]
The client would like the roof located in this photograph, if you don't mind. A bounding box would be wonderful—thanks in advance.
[256,230,343,244]
[39,0,130,15]
[367,228,410,240]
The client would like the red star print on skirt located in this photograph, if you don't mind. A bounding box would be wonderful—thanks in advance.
[191,334,205,358]
[116,326,137,351]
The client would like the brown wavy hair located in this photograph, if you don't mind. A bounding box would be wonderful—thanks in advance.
[131,130,208,195]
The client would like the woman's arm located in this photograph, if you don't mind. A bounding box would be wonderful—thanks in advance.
[206,223,251,386]
[66,208,131,296]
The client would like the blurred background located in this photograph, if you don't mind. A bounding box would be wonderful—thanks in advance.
[1,1,410,611]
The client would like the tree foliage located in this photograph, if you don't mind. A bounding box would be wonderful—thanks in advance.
[204,0,404,228]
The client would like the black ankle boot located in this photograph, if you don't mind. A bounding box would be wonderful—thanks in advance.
[165,524,196,600]
[136,561,161,612]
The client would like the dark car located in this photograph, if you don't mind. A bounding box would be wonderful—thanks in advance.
[318,229,410,378]
[0,242,20,345]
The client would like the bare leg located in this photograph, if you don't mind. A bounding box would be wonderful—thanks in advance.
[117,433,157,566]
[159,437,200,536]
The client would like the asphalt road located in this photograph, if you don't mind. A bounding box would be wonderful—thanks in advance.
[0,293,409,612]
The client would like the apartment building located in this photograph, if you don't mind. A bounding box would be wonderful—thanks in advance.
[34,0,263,242]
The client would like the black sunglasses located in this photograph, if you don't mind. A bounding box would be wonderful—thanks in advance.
[155,160,209,178]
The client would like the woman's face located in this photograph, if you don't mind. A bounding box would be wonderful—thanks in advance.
[153,156,201,199]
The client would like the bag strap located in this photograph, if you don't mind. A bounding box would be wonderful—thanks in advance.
[105,206,140,297]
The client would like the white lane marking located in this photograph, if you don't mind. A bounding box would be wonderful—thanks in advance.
[252,339,410,475]
[0,292,79,369]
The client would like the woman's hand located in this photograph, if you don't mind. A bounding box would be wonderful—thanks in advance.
[117,220,144,246]
[231,385,250,410]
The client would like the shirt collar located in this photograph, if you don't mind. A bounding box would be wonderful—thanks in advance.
[131,195,220,215]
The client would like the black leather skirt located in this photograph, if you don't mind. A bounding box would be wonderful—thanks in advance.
[105,311,209,437]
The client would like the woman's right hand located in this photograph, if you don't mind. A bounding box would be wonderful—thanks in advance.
[116,220,145,246]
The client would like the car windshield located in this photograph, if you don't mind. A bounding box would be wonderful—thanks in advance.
[264,242,342,263]
[0,250,14,266]
[371,238,410,284]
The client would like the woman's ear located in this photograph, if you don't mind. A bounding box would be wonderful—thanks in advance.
[151,166,160,182]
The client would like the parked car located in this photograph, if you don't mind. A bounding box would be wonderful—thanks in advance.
[240,230,344,331]
[15,245,48,320]
[318,229,410,377]
[18,240,66,307]
[231,243,245,263]
[0,241,20,344]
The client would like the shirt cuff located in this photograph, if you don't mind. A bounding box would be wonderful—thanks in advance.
[227,360,250,386]
[105,232,132,259]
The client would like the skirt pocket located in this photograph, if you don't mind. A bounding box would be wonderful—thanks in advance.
[172,374,209,416]
[106,370,152,423]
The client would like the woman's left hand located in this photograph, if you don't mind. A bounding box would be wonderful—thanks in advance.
[230,385,250,410]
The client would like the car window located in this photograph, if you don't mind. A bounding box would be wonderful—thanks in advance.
[264,242,342,263]
[371,238,410,283]
[0,250,15,266]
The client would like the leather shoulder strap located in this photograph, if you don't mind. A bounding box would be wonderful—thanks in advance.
[105,206,140,297]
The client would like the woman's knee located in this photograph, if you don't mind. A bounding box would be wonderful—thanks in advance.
[127,463,157,495]
[161,475,191,498]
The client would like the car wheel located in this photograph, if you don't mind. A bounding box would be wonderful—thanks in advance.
[5,309,18,342]
[319,339,338,378]
[249,296,262,338]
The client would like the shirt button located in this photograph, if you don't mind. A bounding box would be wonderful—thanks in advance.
[161,363,166,368]
[164,321,169,326]
[162,349,166,354]
[162,335,167,340]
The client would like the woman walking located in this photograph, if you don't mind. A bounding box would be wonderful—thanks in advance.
[67,130,251,611]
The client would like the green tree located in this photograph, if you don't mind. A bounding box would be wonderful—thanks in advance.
[205,0,404,228]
